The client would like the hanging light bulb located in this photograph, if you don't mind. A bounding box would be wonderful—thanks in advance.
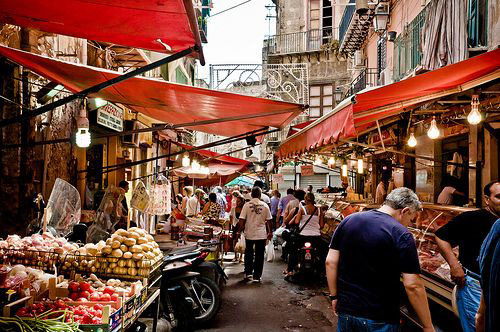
[328,156,336,167]
[467,94,482,125]
[342,163,348,177]
[357,158,364,174]
[427,117,440,139]
[75,105,91,148]
[314,155,322,165]
[182,154,191,167]
[191,159,201,172]
[407,132,417,147]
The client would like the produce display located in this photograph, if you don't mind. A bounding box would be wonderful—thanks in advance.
[1,264,54,299]
[16,299,114,324]
[58,273,142,302]
[61,227,163,278]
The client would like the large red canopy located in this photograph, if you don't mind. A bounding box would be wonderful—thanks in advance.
[0,45,303,137]
[278,49,500,158]
[0,0,204,63]
[174,142,250,166]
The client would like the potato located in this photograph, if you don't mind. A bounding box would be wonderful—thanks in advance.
[132,253,144,260]
[120,244,128,252]
[111,249,123,258]
[127,232,140,240]
[102,246,113,255]
[106,267,114,274]
[117,260,126,267]
[123,252,133,259]
[145,234,154,242]
[111,241,121,249]
[106,238,112,246]
[110,262,118,268]
[123,238,136,247]
[137,237,148,245]
[130,245,143,253]
[115,229,129,237]
[128,267,138,276]
[126,260,136,268]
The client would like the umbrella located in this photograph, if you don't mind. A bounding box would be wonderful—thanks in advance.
[226,176,258,187]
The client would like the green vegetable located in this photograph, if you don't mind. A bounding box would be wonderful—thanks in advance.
[0,311,82,332]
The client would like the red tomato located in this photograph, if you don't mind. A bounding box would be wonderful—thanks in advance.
[90,292,100,301]
[68,281,80,292]
[103,287,115,295]
[93,304,103,310]
[79,291,91,300]
[79,281,91,292]
[110,293,119,301]
[100,293,111,302]
[69,292,79,301]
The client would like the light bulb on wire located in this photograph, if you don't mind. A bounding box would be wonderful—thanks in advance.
[191,159,201,172]
[467,95,482,125]
[75,106,91,148]
[407,132,417,147]
[182,154,191,167]
[357,158,364,174]
[427,117,440,139]
[342,163,348,177]
[328,156,336,168]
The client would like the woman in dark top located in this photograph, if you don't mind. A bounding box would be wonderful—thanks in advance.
[202,192,222,222]
[231,195,245,262]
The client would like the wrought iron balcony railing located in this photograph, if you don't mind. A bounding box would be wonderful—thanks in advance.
[345,67,378,97]
[264,27,339,57]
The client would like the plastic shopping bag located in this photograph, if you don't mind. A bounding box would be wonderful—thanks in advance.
[274,226,286,237]
[266,241,275,262]
[235,233,246,253]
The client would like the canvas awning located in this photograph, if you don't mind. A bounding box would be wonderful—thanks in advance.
[278,49,500,158]
[0,0,204,63]
[174,142,251,166]
[0,45,304,137]
[172,163,247,179]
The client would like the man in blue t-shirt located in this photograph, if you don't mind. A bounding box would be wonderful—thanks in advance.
[325,187,435,332]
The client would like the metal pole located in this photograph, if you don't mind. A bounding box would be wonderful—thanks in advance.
[0,47,196,128]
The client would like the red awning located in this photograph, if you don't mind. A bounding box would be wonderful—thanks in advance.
[0,0,204,63]
[278,49,500,158]
[174,142,250,166]
[0,45,303,137]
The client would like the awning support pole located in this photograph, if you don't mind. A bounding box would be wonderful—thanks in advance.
[376,120,385,151]
[0,46,196,128]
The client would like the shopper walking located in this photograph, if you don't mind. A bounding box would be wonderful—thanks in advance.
[435,181,499,332]
[270,190,281,230]
[476,218,500,332]
[277,188,295,223]
[254,180,271,205]
[326,187,434,332]
[213,186,227,218]
[237,186,272,282]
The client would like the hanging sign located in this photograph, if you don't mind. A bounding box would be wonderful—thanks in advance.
[130,181,149,212]
[301,165,314,176]
[272,174,284,184]
[97,103,123,132]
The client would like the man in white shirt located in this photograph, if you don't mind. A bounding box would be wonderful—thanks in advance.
[237,186,272,282]
[186,189,203,217]
[254,180,271,205]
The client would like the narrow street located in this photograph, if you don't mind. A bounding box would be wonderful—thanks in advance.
[201,252,337,332]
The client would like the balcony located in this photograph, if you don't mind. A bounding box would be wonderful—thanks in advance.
[264,27,339,57]
[339,0,375,55]
[393,5,428,81]
[345,68,378,97]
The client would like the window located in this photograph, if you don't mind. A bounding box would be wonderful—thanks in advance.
[321,0,333,43]
[377,33,387,79]
[309,84,336,119]
[468,0,487,48]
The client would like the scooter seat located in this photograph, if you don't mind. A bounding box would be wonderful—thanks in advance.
[163,251,200,264]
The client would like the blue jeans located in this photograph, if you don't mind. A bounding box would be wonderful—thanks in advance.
[337,313,399,332]
[456,274,481,332]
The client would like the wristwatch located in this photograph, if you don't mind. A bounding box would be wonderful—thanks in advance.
[328,295,338,301]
